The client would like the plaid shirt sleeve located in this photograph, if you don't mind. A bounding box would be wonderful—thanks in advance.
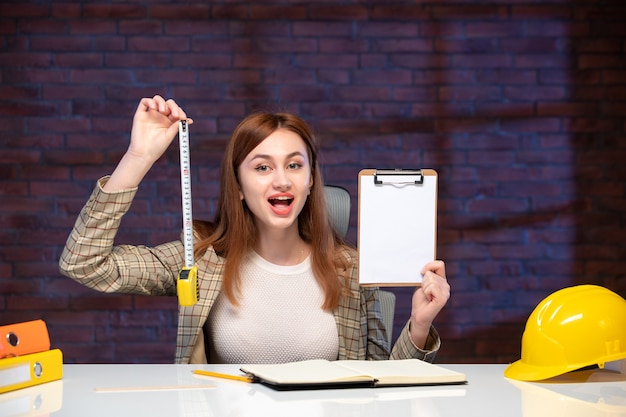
[59,177,183,296]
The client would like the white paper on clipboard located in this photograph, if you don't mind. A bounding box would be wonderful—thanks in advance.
[357,169,437,286]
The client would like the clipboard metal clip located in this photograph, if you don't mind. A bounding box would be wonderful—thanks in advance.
[374,169,424,185]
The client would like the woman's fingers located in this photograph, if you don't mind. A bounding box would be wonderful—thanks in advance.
[136,95,192,124]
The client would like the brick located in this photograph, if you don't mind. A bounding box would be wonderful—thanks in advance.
[563,118,623,133]
[233,53,293,69]
[412,103,473,117]
[0,53,52,68]
[250,5,307,20]
[393,87,437,101]
[370,5,429,20]
[51,4,80,18]
[0,277,40,294]
[0,20,17,35]
[69,69,134,84]
[354,70,412,85]
[575,39,623,54]
[69,20,117,35]
[572,86,626,101]
[171,53,231,69]
[465,22,525,38]
[229,21,291,37]
[537,102,598,116]
[0,101,57,116]
[431,6,503,21]
[516,54,570,68]
[70,295,134,310]
[192,38,251,53]
[467,198,530,213]
[501,38,560,54]
[309,5,369,21]
[579,54,626,69]
[42,85,103,100]
[452,54,513,69]
[358,22,419,38]
[2,198,54,213]
[422,22,464,37]
[83,4,147,19]
[319,39,368,54]
[149,5,211,20]
[57,343,115,363]
[135,69,197,85]
[603,70,626,84]
[211,5,249,20]
[436,118,499,134]
[113,343,175,363]
[329,86,391,101]
[2,68,66,83]
[511,5,571,19]
[293,22,353,37]
[380,118,434,134]
[31,36,92,52]
[501,118,562,133]
[390,53,450,69]
[52,53,104,68]
[19,19,66,34]
[476,69,537,84]
[359,53,388,68]
[7,295,69,310]
[128,36,190,52]
[439,86,501,101]
[590,22,626,37]
[92,36,126,51]
[435,38,498,54]
[0,4,48,18]
[279,86,326,101]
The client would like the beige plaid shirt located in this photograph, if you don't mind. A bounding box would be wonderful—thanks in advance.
[59,178,440,364]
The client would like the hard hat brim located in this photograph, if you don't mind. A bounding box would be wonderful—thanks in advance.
[504,359,577,382]
[505,352,626,381]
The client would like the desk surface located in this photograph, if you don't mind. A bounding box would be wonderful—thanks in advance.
[2,363,625,417]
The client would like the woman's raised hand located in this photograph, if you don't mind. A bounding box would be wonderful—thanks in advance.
[103,95,193,192]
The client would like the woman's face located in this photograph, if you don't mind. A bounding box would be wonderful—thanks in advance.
[237,128,313,233]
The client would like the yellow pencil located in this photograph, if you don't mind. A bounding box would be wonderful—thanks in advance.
[193,369,254,383]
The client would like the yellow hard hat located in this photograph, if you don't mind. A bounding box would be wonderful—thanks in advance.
[504,284,626,381]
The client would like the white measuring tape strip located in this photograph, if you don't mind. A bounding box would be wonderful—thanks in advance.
[176,120,198,306]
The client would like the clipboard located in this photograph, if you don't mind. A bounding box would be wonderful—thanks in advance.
[357,169,438,286]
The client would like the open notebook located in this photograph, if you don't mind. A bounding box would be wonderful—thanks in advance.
[240,359,466,391]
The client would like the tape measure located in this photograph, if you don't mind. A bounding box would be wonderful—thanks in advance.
[176,120,199,306]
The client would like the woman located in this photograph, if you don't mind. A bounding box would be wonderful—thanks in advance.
[59,95,450,364]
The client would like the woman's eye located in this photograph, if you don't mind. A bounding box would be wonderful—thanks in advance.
[288,162,303,170]
[255,165,270,172]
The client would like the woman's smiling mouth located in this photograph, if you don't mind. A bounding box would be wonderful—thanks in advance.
[268,195,294,215]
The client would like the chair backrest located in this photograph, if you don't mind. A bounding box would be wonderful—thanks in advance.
[323,185,395,346]
[323,185,351,238]
[378,290,396,346]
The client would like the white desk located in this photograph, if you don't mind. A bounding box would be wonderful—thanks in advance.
[1,363,625,417]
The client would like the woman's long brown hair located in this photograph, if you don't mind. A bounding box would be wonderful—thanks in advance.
[193,112,349,310]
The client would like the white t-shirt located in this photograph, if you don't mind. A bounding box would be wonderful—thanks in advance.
[207,251,339,364]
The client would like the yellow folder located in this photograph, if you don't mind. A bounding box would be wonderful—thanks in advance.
[0,349,63,394]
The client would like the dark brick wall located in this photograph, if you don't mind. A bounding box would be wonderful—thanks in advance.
[1,0,625,364]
